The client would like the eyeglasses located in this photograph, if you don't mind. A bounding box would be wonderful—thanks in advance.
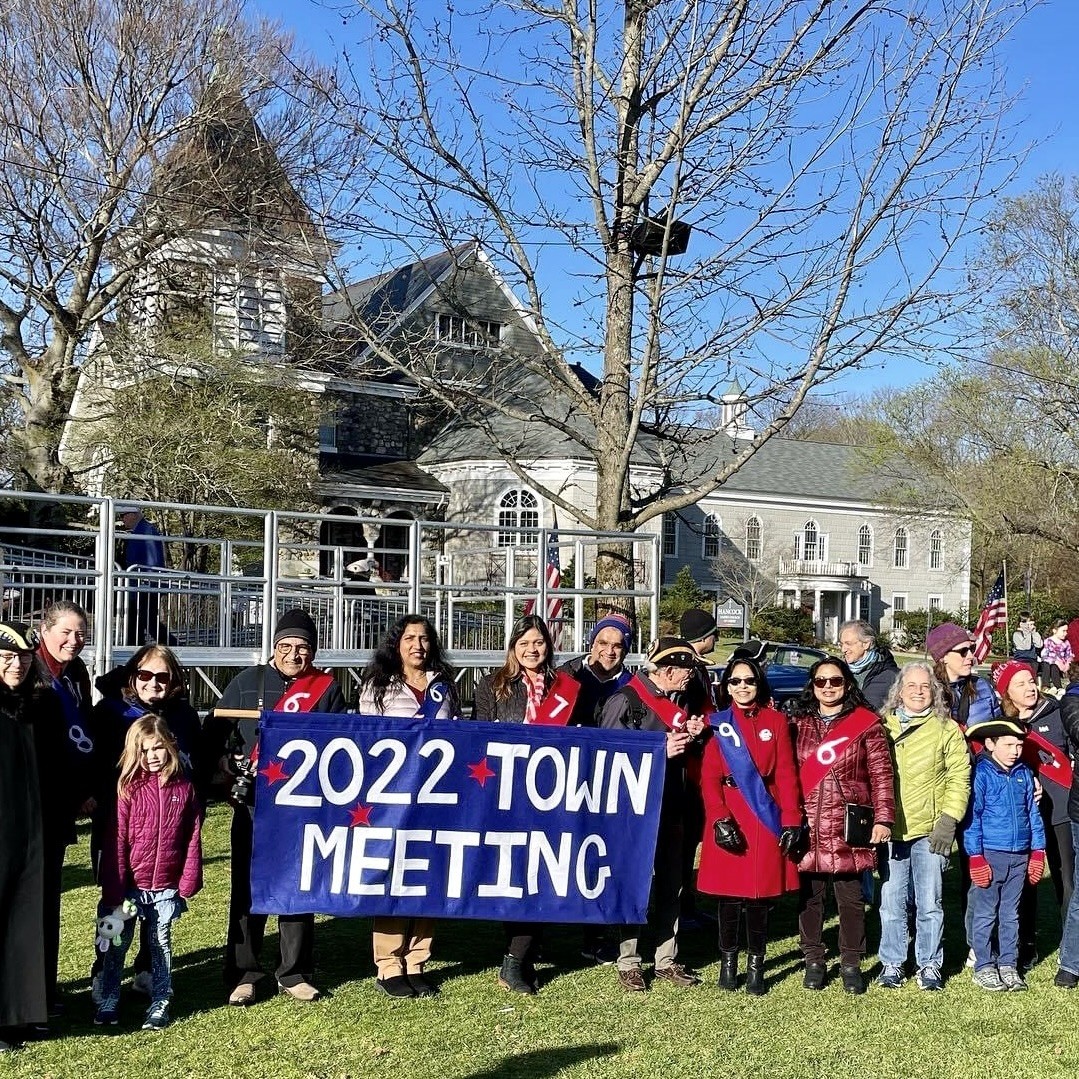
[727,677,757,687]
[950,645,975,658]
[813,675,846,688]
[275,644,312,656]
[135,669,170,686]
[0,652,32,667]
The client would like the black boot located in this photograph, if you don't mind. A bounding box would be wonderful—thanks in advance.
[746,954,766,996]
[498,955,536,995]
[718,950,739,991]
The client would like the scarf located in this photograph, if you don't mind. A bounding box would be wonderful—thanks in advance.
[895,704,934,731]
[523,671,546,724]
[848,649,878,683]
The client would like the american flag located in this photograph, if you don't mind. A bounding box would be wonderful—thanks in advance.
[972,570,1007,662]
[525,533,562,623]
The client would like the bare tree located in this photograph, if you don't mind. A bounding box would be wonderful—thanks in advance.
[324,0,1033,578]
[0,0,339,495]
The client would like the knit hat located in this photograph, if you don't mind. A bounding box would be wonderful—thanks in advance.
[731,638,767,663]
[992,660,1035,699]
[925,622,973,662]
[0,621,37,653]
[965,717,1026,743]
[646,636,698,669]
[679,607,718,644]
[589,614,632,650]
[273,609,318,649]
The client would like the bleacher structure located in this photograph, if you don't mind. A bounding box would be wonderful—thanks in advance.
[0,490,660,702]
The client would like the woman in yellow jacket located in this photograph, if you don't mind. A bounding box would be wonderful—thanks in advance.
[876,661,971,991]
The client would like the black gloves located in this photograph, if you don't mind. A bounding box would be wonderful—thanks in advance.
[927,813,958,856]
[713,817,745,852]
[779,826,804,857]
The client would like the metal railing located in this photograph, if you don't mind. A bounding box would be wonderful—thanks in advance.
[1,489,660,685]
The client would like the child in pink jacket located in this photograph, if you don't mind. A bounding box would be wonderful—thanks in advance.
[95,715,201,1031]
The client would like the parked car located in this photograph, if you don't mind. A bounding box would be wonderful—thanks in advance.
[708,640,830,707]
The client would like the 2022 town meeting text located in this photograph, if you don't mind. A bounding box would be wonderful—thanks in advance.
[249,713,667,924]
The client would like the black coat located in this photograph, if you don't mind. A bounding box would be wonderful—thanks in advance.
[860,647,900,713]
[200,662,348,801]
[0,678,51,1026]
[1058,683,1079,824]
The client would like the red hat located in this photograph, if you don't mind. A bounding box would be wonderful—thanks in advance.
[992,660,1035,699]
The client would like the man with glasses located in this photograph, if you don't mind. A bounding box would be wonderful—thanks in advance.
[600,637,707,992]
[203,609,347,1008]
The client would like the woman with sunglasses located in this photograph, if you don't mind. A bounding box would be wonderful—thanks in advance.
[697,656,803,995]
[926,622,1002,729]
[89,644,200,1000]
[790,657,894,994]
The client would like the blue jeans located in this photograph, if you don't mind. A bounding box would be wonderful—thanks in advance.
[878,837,947,970]
[970,850,1026,971]
[1057,822,1079,974]
[99,889,186,1009]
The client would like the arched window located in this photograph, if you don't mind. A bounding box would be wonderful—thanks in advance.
[745,516,762,562]
[802,520,820,562]
[929,529,943,570]
[893,527,908,569]
[857,524,873,566]
[497,488,540,547]
[702,513,722,559]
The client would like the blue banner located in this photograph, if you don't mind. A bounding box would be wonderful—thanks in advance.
[250,712,667,924]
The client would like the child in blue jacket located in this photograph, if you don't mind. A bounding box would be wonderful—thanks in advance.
[963,718,1046,991]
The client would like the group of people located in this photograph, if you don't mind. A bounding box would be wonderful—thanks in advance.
[1011,611,1076,693]
[5,603,1079,1050]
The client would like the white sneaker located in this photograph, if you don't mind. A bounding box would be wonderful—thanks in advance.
[965,948,976,968]
[91,972,104,1005]
[132,971,154,996]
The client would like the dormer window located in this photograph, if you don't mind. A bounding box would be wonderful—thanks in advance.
[437,314,502,347]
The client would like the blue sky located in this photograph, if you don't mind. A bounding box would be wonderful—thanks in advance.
[260,0,1077,397]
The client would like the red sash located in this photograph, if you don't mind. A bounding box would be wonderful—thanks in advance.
[272,669,336,714]
[625,674,688,731]
[1027,729,1075,790]
[798,708,881,796]
[528,670,582,726]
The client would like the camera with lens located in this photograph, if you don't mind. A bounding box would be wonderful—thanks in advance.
[228,754,257,808]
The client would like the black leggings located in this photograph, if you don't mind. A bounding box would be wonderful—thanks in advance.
[718,897,769,955]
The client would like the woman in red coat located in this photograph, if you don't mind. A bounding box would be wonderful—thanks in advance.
[698,657,804,995]
[791,657,895,995]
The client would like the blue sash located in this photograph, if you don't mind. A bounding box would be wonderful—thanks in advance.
[710,708,781,838]
[50,672,95,759]
[418,679,452,720]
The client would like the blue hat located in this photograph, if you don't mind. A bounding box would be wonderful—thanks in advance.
[589,614,632,650]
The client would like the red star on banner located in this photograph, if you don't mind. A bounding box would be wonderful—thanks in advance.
[467,758,496,786]
[258,759,289,786]
[348,803,372,828]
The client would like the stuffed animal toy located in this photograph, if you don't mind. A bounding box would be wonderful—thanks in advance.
[95,899,138,953]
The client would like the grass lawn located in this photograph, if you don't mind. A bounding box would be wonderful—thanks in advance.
[10,803,1079,1079]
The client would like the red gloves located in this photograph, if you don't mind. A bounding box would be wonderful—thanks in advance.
[969,854,992,888]
[1028,850,1046,885]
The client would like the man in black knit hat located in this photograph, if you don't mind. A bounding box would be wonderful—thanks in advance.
[202,608,348,1007]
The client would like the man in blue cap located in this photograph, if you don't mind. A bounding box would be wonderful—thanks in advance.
[557,613,634,727]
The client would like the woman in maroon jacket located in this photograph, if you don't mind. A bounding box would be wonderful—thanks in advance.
[791,657,894,995]
[698,657,804,995]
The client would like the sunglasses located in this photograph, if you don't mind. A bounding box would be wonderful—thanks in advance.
[950,645,976,658]
[813,675,846,688]
[727,676,757,687]
[135,669,171,686]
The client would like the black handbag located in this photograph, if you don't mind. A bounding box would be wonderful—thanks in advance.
[843,803,874,848]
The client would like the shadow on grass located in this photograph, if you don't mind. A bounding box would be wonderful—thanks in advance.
[462,1043,620,1078]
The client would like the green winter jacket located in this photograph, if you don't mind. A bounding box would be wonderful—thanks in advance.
[882,711,971,840]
